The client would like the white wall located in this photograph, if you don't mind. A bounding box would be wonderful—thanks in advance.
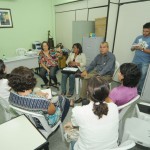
[55,0,108,49]
[113,1,150,65]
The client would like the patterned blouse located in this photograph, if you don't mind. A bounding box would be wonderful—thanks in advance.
[9,91,66,127]
[39,50,58,67]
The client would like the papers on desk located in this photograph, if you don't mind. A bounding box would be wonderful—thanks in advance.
[63,67,78,72]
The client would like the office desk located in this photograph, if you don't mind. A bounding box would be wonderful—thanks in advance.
[4,55,39,73]
[0,115,49,150]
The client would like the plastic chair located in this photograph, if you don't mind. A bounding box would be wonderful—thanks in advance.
[16,48,27,56]
[118,95,140,142]
[136,102,150,122]
[69,140,135,150]
[122,117,150,148]
[9,105,64,140]
[109,60,120,89]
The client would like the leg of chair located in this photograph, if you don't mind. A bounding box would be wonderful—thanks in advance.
[75,78,80,95]
[60,123,65,141]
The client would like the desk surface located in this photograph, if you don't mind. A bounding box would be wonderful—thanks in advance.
[0,115,47,150]
[3,55,39,73]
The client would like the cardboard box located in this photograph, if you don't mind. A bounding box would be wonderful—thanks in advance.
[95,17,107,37]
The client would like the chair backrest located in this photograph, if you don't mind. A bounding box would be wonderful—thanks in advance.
[136,102,150,122]
[9,105,56,138]
[109,140,135,150]
[118,95,140,121]
[16,48,27,56]
[113,61,120,79]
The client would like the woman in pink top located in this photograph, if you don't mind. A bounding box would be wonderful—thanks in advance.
[109,63,141,106]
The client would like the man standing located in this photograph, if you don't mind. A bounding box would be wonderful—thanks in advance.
[131,22,150,95]
[75,42,116,103]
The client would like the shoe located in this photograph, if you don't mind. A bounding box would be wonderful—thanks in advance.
[74,97,83,103]
[66,93,73,98]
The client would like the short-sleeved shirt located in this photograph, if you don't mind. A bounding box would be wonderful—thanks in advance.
[132,35,150,64]
[71,101,119,150]
[109,85,138,106]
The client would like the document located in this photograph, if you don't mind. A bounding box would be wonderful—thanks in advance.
[41,88,52,99]
[63,67,78,72]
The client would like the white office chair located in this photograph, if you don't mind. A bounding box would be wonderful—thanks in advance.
[118,95,140,142]
[109,60,120,89]
[122,117,150,148]
[136,102,150,122]
[9,105,64,140]
[16,48,27,56]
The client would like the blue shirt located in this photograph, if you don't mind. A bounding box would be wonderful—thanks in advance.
[132,35,150,63]
[86,52,116,76]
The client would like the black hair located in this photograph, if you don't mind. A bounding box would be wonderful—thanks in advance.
[120,63,141,87]
[56,43,64,49]
[143,22,150,29]
[8,66,36,92]
[41,41,50,50]
[0,59,6,79]
[72,43,82,55]
[87,75,109,119]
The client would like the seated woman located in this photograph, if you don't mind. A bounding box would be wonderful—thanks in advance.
[109,63,141,106]
[64,75,119,150]
[39,41,59,87]
[8,66,70,126]
[61,43,86,97]
[0,59,11,101]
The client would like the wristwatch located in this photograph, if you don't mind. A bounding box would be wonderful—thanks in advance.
[141,48,144,51]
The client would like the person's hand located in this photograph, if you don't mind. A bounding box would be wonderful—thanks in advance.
[81,70,88,77]
[64,122,73,129]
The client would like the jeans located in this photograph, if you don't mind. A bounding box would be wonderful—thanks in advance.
[39,66,58,85]
[133,63,149,95]
[61,73,75,95]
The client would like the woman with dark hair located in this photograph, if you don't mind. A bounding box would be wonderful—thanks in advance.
[0,59,11,101]
[8,66,70,126]
[39,41,59,87]
[64,75,119,150]
[109,63,141,106]
[61,43,86,97]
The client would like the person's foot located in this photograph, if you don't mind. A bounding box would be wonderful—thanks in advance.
[66,93,73,98]
[70,99,74,107]
[74,97,83,103]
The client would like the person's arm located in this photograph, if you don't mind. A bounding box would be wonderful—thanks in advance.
[47,103,56,115]
[131,37,139,51]
[99,54,115,76]
[76,53,86,67]
[86,55,98,73]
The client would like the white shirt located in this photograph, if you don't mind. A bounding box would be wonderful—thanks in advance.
[71,101,119,150]
[0,79,11,101]
[66,53,86,72]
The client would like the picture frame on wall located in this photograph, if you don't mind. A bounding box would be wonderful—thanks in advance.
[0,8,13,28]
